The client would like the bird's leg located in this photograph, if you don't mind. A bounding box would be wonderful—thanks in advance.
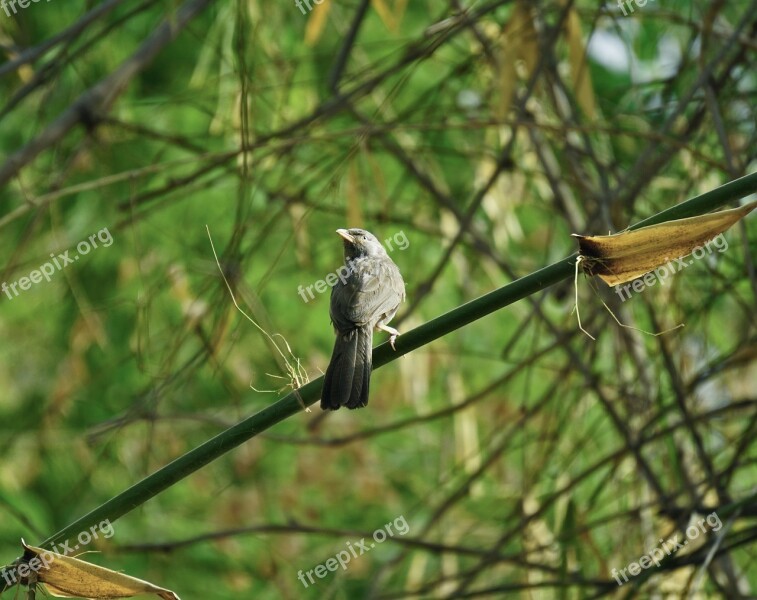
[377,323,400,350]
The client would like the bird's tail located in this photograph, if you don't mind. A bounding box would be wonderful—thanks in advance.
[321,326,372,410]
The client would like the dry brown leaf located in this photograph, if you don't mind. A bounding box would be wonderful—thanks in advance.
[497,2,538,120]
[564,6,597,119]
[573,201,756,286]
[347,159,364,227]
[392,0,408,29]
[369,0,408,32]
[18,541,181,600]
[304,0,331,46]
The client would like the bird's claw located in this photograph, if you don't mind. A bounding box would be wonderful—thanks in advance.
[378,325,400,351]
[389,334,398,351]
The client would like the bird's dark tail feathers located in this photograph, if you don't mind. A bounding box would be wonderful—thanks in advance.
[321,326,372,410]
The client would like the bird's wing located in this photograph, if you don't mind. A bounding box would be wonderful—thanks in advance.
[330,257,404,329]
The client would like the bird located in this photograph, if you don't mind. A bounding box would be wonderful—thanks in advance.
[321,228,406,410]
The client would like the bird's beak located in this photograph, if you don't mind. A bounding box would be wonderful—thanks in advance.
[336,229,354,243]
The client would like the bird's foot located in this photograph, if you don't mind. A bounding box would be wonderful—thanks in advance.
[378,324,400,350]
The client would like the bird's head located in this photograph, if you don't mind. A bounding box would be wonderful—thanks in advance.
[336,228,387,260]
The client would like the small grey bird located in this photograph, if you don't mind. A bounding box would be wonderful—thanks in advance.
[321,228,405,410]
